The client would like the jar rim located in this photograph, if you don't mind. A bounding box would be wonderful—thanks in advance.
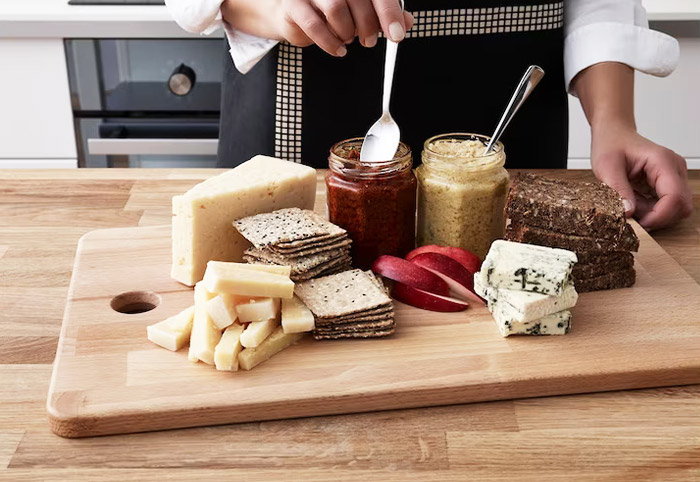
[422,132,505,173]
[329,137,412,179]
[423,132,504,158]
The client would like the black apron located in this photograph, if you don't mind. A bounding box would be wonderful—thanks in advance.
[218,0,567,169]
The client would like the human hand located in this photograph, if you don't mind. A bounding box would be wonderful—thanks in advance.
[274,0,414,56]
[591,123,692,231]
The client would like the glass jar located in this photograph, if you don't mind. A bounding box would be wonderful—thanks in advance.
[326,138,417,270]
[416,133,509,260]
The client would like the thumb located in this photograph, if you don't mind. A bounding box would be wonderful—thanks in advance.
[593,153,636,217]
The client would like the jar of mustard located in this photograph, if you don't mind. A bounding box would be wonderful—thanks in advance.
[416,133,509,260]
[326,138,417,270]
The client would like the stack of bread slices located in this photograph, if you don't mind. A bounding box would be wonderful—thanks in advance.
[504,173,638,292]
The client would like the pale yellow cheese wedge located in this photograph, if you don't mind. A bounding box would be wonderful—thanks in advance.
[206,294,238,330]
[207,261,291,277]
[238,326,304,370]
[214,323,245,371]
[146,305,195,351]
[281,296,315,334]
[170,156,316,286]
[203,263,294,299]
[240,317,280,348]
[236,297,281,323]
[188,282,222,365]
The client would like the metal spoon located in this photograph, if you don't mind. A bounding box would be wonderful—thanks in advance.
[360,0,404,163]
[483,65,545,155]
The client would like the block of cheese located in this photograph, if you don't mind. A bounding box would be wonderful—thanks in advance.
[240,318,279,348]
[281,296,315,334]
[238,326,304,370]
[203,263,294,299]
[207,261,291,278]
[481,240,577,296]
[205,294,238,330]
[475,271,578,324]
[171,155,316,286]
[146,305,195,351]
[214,323,245,371]
[188,282,221,365]
[236,297,280,323]
[491,308,572,337]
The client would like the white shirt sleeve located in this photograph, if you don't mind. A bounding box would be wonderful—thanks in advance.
[164,0,278,74]
[564,0,680,94]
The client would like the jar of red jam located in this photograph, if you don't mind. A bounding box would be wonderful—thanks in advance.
[326,138,417,270]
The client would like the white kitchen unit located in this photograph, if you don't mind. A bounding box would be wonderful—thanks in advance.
[0,39,77,168]
[0,0,698,168]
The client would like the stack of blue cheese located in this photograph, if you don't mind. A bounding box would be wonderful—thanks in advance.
[474,240,579,337]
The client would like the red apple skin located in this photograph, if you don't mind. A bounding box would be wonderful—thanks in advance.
[405,245,481,274]
[391,282,469,312]
[372,255,450,296]
[409,252,485,305]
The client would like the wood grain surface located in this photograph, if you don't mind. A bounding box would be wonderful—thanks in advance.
[1,169,699,479]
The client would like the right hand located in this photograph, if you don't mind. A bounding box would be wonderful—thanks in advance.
[275,0,414,56]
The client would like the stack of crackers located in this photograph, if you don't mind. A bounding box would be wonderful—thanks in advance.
[234,208,352,282]
[295,269,395,340]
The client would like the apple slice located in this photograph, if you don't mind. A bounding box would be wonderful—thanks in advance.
[406,245,482,274]
[391,282,469,312]
[410,253,486,305]
[372,255,449,296]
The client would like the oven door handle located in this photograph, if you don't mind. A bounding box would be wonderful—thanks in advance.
[87,138,219,156]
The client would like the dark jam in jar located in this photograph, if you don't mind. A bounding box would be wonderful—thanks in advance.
[326,138,417,270]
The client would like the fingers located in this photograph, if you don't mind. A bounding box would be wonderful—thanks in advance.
[404,10,414,30]
[371,0,406,41]
[632,191,656,220]
[637,151,693,230]
[285,0,347,56]
[593,152,636,217]
[315,0,356,43]
[346,0,380,47]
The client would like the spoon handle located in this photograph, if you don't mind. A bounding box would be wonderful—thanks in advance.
[380,0,404,116]
[484,65,545,154]
[381,39,399,115]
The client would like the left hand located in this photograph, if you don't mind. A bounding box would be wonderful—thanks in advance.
[591,123,693,231]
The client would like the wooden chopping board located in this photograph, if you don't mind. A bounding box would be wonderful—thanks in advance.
[47,222,700,438]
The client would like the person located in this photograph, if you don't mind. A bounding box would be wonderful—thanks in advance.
[164,0,692,231]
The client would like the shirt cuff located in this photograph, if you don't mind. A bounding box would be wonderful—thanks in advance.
[222,22,279,74]
[564,22,680,95]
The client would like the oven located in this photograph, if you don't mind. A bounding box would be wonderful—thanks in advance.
[65,37,224,168]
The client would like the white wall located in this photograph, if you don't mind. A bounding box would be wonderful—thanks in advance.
[568,26,700,169]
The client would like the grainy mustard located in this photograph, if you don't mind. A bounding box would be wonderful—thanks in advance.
[416,133,509,259]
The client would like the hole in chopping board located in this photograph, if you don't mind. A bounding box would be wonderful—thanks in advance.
[111,291,161,314]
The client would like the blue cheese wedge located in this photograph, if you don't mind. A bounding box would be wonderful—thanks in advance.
[481,240,577,296]
[475,271,578,324]
[491,308,572,337]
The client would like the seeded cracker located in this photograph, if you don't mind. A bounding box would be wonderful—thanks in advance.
[233,208,328,248]
[313,329,396,340]
[244,246,350,271]
[314,317,395,332]
[269,239,352,258]
[295,269,392,318]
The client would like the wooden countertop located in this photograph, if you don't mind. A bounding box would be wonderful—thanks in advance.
[1,169,699,481]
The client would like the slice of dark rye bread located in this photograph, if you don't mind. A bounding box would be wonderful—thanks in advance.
[574,267,636,293]
[575,250,634,265]
[506,173,627,240]
[572,257,634,280]
[505,221,639,253]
